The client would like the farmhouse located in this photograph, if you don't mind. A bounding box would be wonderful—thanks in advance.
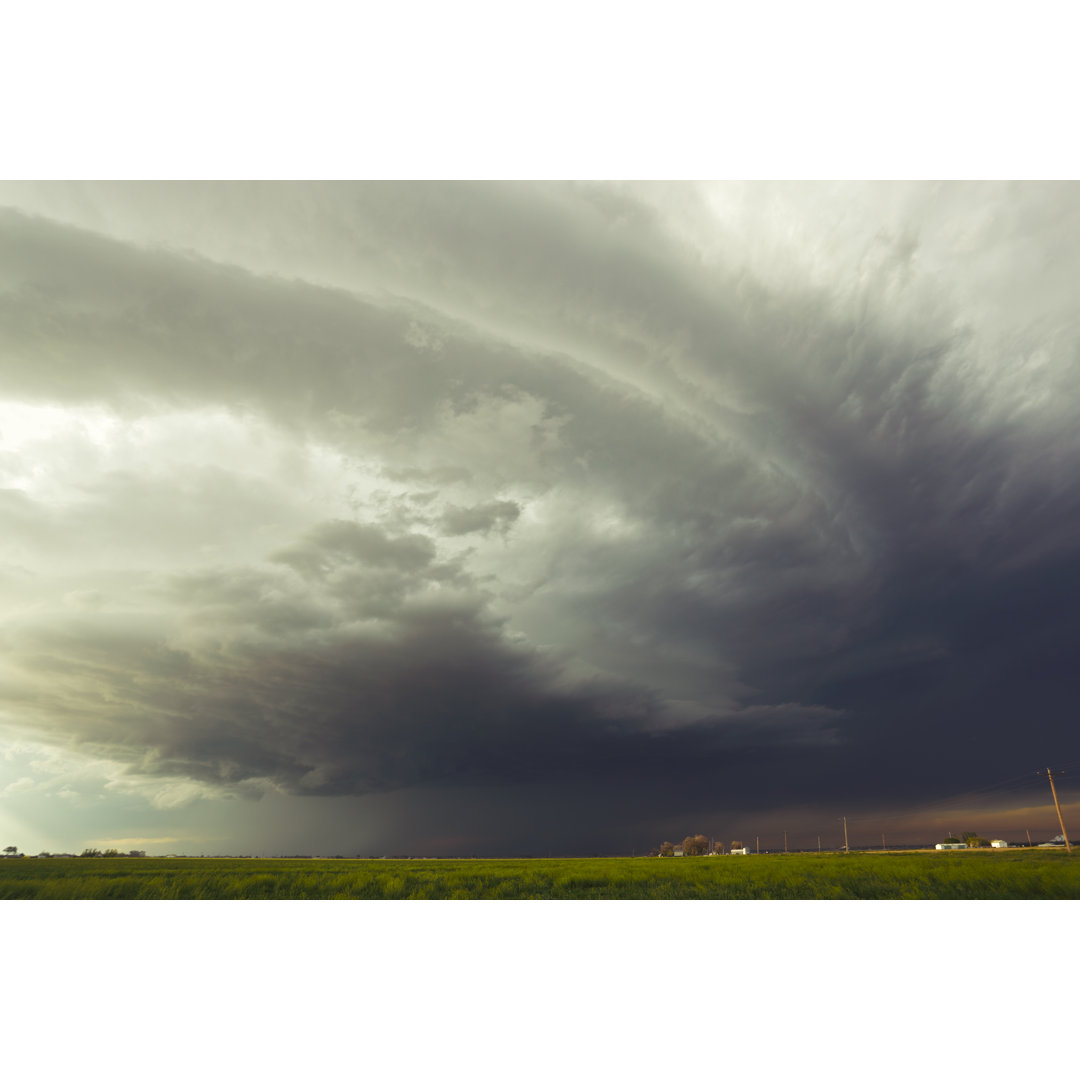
[990,839,1008,848]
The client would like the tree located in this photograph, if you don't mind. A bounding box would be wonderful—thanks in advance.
[2,846,16,856]
[682,835,710,857]
[658,841,675,857]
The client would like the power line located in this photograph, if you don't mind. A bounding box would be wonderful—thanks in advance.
[717,761,1077,853]
[835,765,1066,834]
[1046,768,1073,853]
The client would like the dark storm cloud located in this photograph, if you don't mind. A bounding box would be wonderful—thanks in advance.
[0,599,842,800]
[2,181,1080,850]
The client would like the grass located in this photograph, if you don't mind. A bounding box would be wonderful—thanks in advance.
[1,848,1077,900]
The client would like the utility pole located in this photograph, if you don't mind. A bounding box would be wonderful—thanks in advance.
[755,836,760,854]
[784,830,788,854]
[881,832,886,851]
[817,835,821,853]
[1026,828,1032,848]
[843,816,849,854]
[1046,768,1073,853]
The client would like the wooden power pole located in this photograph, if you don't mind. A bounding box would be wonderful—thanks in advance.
[755,835,760,854]
[843,816,849,854]
[1047,768,1073,853]
[783,830,788,854]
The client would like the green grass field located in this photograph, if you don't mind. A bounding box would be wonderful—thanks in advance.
[1,848,1076,899]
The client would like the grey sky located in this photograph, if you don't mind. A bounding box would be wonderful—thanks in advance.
[1,181,1078,855]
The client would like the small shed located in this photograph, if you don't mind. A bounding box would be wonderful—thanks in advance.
[935,842,967,850]
[729,842,748,855]
[990,839,1008,848]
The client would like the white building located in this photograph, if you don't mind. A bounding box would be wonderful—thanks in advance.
[990,839,1008,848]
[935,842,967,850]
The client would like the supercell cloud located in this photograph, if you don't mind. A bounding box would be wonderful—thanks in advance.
[1,181,1078,854]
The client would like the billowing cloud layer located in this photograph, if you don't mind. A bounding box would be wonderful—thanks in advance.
[1,182,1078,852]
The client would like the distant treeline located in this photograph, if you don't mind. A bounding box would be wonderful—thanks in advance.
[36,849,150,858]
[4,846,148,859]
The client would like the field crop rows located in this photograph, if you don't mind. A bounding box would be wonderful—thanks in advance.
[1,849,1077,900]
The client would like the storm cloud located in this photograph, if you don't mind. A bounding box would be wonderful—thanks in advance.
[1,181,1078,854]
